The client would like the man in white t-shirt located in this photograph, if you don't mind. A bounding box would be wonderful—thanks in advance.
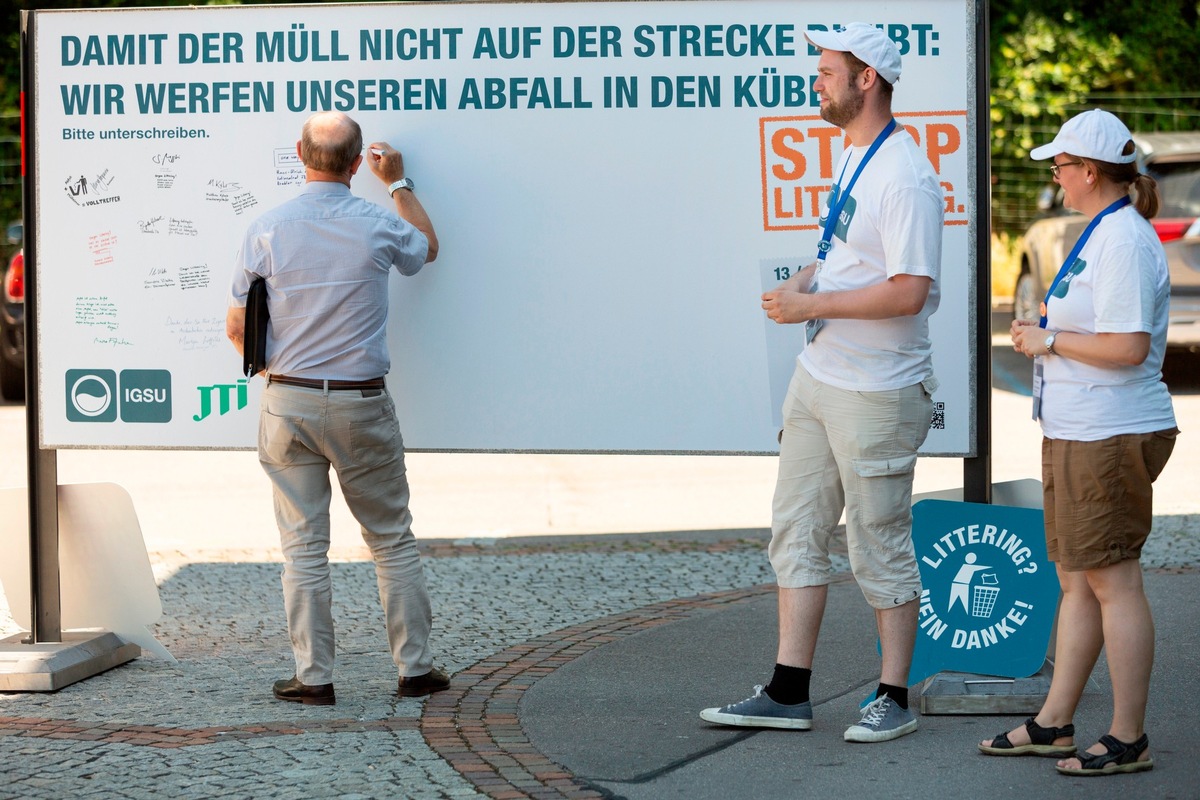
[701,23,943,743]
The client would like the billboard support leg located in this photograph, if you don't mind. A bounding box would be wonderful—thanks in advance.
[6,9,139,692]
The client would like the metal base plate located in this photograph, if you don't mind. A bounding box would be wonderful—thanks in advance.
[0,630,140,692]
[919,661,1057,715]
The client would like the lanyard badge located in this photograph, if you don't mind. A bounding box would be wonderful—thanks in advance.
[1032,195,1130,420]
[806,119,897,344]
[1038,195,1131,329]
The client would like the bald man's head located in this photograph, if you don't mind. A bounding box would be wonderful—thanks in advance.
[300,111,363,174]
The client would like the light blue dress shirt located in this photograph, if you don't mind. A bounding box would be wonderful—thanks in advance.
[231,181,428,380]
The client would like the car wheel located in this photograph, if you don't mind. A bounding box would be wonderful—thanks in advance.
[1012,270,1039,323]
[0,356,24,402]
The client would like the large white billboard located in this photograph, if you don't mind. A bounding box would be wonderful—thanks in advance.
[29,0,979,453]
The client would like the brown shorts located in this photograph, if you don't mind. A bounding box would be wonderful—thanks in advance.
[1042,428,1178,571]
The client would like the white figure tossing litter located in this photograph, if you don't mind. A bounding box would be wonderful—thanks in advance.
[948,552,990,614]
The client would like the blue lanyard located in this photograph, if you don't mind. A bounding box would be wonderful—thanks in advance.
[817,118,897,261]
[1039,195,1131,328]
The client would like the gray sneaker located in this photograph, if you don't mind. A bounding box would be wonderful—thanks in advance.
[700,685,813,730]
[843,695,918,742]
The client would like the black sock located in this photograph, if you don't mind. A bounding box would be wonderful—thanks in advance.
[763,664,811,705]
[876,683,908,710]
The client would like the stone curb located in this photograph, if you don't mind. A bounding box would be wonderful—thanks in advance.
[1,579,777,798]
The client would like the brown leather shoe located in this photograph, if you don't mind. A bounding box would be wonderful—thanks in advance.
[397,667,451,697]
[273,676,335,706]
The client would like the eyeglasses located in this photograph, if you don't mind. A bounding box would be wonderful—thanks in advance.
[1050,160,1084,178]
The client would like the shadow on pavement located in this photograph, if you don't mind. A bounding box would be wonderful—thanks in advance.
[522,572,1200,800]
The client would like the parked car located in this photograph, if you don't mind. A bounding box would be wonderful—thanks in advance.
[1,220,19,263]
[1,220,24,401]
[1014,132,1200,350]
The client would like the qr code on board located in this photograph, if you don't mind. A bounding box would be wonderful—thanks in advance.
[929,402,946,430]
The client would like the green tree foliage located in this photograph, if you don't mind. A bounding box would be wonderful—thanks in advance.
[990,11,1129,158]
[990,0,1200,158]
[989,0,1200,231]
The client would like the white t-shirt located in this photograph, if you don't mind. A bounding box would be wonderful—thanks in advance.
[799,130,944,391]
[1039,204,1176,441]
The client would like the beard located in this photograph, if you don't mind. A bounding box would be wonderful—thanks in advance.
[820,85,865,128]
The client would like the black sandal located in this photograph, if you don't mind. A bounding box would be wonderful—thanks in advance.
[1055,733,1153,776]
[979,717,1077,757]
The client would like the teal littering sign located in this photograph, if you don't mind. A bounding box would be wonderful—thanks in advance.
[907,500,1060,684]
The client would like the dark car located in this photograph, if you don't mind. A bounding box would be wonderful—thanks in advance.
[1,220,24,401]
[1014,133,1200,349]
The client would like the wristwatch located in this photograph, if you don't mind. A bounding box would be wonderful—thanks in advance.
[1044,331,1058,355]
[388,177,415,196]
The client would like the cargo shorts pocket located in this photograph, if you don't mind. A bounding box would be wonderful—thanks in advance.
[1145,428,1179,483]
[850,453,918,530]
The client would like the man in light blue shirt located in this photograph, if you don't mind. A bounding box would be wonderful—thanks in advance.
[226,110,447,705]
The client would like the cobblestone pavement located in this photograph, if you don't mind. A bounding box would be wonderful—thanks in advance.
[2,520,1198,800]
[0,537,778,800]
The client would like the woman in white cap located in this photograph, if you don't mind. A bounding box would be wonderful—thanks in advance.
[978,109,1177,776]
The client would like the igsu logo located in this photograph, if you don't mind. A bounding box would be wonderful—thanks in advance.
[119,369,172,422]
[65,369,172,423]
[67,370,117,422]
[126,386,166,403]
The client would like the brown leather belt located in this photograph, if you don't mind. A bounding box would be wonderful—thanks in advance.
[268,375,386,391]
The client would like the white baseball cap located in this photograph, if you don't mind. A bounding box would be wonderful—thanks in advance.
[804,23,902,84]
[1030,109,1137,163]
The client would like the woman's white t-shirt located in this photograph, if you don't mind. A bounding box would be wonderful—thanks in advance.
[1039,204,1176,441]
